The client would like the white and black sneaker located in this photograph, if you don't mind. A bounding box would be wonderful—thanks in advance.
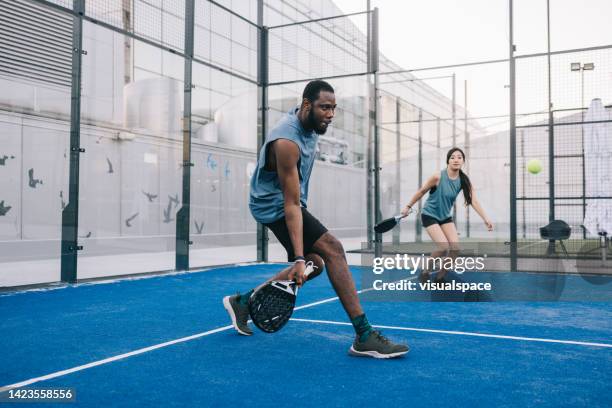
[223,294,253,336]
[349,330,409,359]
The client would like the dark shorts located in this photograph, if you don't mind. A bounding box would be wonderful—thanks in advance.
[264,207,329,262]
[421,213,453,228]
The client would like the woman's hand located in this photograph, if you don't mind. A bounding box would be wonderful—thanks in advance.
[484,218,494,231]
[401,205,412,217]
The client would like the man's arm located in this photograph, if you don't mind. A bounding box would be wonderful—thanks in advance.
[274,139,304,261]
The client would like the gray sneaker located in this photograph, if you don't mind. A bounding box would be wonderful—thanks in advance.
[223,294,253,336]
[349,330,409,359]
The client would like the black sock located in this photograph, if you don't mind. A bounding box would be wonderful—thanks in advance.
[351,313,373,342]
[238,289,253,306]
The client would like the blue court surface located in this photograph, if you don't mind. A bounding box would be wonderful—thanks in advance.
[1,264,611,407]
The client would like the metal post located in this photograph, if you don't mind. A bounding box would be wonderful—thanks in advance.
[417,109,423,242]
[580,68,586,239]
[393,96,401,245]
[371,7,382,258]
[366,0,374,250]
[452,72,457,220]
[452,73,456,147]
[464,79,470,237]
[122,0,133,83]
[257,0,268,262]
[546,0,555,254]
[509,0,518,271]
[581,70,585,118]
[176,0,195,271]
[520,130,526,238]
[436,117,441,170]
[546,113,556,255]
[367,104,374,248]
[60,0,85,283]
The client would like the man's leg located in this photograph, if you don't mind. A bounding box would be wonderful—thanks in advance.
[311,232,409,358]
[311,233,362,318]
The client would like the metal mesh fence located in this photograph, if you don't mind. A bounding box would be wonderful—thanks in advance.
[516,47,612,257]
[194,0,259,80]
[84,0,186,52]
[268,12,369,85]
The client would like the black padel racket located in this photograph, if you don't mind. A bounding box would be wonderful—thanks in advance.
[374,208,414,233]
[248,262,316,333]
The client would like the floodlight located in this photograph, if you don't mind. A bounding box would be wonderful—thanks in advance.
[583,62,595,71]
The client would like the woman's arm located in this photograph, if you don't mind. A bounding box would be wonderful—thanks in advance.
[470,187,493,231]
[401,173,440,216]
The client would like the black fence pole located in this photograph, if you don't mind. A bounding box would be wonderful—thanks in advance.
[176,0,195,271]
[509,0,518,271]
[417,109,423,242]
[546,0,556,255]
[256,0,268,262]
[372,7,382,258]
[393,96,401,246]
[60,0,85,283]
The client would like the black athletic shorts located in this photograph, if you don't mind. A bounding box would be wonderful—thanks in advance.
[264,207,328,262]
[421,213,453,228]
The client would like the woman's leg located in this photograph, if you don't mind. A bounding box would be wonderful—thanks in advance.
[439,222,461,279]
[440,222,460,250]
[423,224,449,281]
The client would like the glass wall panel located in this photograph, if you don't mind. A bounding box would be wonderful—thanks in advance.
[77,23,183,278]
[189,61,258,266]
[0,0,72,286]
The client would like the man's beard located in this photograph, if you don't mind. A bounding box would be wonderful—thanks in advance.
[308,109,328,135]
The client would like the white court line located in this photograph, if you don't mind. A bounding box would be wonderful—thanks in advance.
[0,285,355,392]
[0,274,418,391]
[0,325,234,393]
[291,318,612,349]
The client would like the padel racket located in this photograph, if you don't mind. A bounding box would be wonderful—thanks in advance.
[248,261,316,333]
[374,208,414,233]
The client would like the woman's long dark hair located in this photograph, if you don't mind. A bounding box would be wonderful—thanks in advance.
[446,147,472,206]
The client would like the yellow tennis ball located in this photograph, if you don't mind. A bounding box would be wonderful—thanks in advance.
[527,159,542,174]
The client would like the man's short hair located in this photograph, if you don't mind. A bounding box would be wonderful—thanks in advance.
[302,80,334,103]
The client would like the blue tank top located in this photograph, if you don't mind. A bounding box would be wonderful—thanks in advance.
[249,107,318,224]
[421,169,462,220]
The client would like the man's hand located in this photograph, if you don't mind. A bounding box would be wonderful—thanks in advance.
[288,261,307,287]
